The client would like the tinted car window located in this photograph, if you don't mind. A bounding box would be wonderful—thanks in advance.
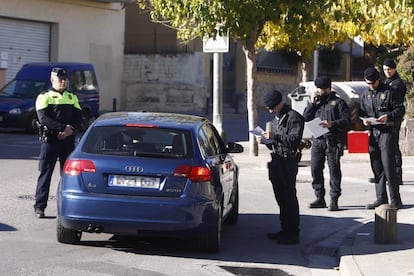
[198,123,224,157]
[82,126,192,158]
[0,80,46,98]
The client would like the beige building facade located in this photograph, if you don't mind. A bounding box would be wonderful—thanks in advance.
[0,0,126,111]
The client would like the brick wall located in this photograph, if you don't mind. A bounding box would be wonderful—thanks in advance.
[122,53,209,113]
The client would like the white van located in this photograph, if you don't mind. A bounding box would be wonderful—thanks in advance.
[288,81,368,143]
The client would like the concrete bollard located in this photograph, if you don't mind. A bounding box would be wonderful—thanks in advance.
[374,204,397,244]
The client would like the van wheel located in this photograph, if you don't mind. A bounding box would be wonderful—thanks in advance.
[25,114,38,134]
[57,219,82,244]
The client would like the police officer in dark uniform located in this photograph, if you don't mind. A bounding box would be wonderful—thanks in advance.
[257,90,304,245]
[34,67,83,218]
[303,76,351,211]
[383,58,407,185]
[360,67,405,209]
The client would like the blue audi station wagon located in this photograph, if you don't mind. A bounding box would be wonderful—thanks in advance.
[57,112,243,252]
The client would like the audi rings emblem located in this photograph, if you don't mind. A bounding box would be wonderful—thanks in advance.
[124,166,144,173]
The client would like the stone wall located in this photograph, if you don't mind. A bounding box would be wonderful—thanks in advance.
[122,53,209,113]
[399,119,414,156]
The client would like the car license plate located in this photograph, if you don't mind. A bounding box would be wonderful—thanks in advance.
[108,175,160,189]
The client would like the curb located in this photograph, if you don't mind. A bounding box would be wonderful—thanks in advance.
[337,218,373,276]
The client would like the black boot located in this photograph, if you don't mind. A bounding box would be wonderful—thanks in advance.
[309,198,326,208]
[328,198,339,211]
[366,199,388,209]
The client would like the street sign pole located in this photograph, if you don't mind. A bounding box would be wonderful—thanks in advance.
[212,52,223,137]
[203,30,229,139]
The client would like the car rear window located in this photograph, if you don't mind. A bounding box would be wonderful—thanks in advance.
[82,126,192,158]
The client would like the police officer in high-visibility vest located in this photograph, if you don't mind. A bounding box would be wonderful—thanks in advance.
[34,67,83,218]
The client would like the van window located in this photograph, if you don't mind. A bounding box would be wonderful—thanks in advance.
[0,80,47,99]
[69,70,98,92]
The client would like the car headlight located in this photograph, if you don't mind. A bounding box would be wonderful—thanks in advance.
[9,108,23,115]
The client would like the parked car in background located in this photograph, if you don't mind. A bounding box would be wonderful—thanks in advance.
[288,81,368,146]
[0,62,99,133]
[57,112,243,252]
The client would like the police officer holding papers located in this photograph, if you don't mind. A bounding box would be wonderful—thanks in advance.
[257,90,304,245]
[360,67,405,210]
[303,76,351,211]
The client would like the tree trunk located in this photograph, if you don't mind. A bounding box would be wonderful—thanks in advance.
[242,29,259,156]
[298,54,312,83]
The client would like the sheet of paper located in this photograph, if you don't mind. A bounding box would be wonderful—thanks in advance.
[305,117,329,138]
[249,126,273,144]
[360,117,385,125]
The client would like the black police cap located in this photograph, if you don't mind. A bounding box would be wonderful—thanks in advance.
[363,67,380,81]
[314,76,331,89]
[264,90,283,109]
[51,67,68,78]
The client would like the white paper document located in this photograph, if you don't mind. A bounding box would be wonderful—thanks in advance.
[249,126,273,144]
[360,117,386,125]
[305,117,329,138]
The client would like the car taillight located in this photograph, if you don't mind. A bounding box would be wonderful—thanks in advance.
[174,165,211,182]
[63,160,96,176]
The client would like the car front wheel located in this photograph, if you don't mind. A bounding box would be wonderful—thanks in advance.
[56,219,82,244]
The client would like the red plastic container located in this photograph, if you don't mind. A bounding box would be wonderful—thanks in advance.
[347,131,369,153]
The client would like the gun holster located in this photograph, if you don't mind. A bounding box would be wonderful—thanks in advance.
[36,121,50,143]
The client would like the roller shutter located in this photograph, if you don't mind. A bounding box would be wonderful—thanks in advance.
[0,17,50,82]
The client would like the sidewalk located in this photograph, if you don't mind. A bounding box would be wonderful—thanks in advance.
[337,154,414,276]
[233,142,414,276]
[220,108,414,276]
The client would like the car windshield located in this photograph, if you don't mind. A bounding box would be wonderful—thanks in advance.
[82,126,192,158]
[0,80,47,99]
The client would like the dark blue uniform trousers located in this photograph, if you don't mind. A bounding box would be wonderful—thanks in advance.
[34,138,74,211]
[268,155,300,236]
[369,131,402,205]
[310,139,342,200]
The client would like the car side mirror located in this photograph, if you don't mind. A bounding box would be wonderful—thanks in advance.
[226,142,244,153]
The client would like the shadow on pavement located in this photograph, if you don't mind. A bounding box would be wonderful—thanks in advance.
[0,222,17,231]
[341,220,414,256]
[73,213,364,270]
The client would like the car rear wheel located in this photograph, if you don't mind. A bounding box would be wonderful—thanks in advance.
[224,184,239,225]
[56,219,82,244]
[196,204,221,253]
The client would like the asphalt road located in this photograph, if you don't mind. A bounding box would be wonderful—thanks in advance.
[1,114,413,276]
[0,129,313,276]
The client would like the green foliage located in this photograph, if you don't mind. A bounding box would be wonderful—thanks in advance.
[136,0,414,61]
[398,45,414,118]
[135,0,414,152]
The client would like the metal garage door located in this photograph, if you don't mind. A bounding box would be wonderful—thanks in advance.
[0,17,50,83]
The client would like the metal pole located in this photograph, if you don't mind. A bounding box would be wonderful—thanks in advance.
[313,49,319,80]
[112,98,117,112]
[212,52,223,136]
